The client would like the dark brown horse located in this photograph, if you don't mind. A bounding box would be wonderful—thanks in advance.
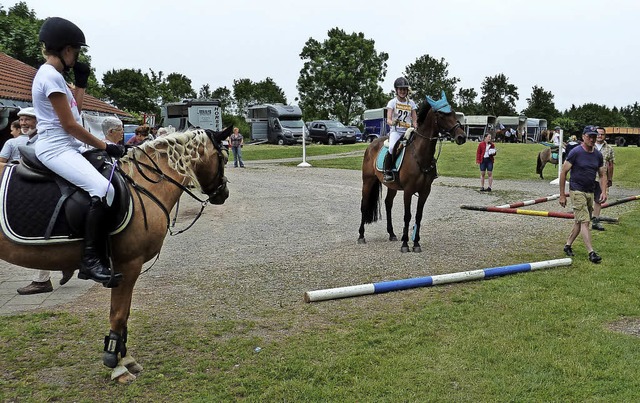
[358,92,466,252]
[0,127,231,382]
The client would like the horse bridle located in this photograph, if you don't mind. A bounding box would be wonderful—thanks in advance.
[118,135,228,236]
[410,111,461,176]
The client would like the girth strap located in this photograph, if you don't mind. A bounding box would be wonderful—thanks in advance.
[44,177,77,239]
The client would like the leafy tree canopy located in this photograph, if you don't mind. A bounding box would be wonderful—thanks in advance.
[480,73,519,116]
[102,68,157,114]
[455,87,481,115]
[521,85,559,123]
[0,2,41,68]
[233,77,286,114]
[564,103,627,130]
[297,27,388,124]
[403,55,459,108]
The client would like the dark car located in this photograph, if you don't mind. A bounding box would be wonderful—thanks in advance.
[347,126,363,142]
[308,120,357,145]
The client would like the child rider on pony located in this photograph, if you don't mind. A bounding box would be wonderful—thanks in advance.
[384,77,417,182]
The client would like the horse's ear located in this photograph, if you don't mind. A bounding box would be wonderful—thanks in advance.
[207,126,233,143]
[425,95,436,108]
[440,90,447,102]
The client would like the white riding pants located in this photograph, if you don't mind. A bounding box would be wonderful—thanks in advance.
[388,130,404,154]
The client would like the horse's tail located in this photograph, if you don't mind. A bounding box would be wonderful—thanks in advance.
[362,180,382,224]
[536,152,542,176]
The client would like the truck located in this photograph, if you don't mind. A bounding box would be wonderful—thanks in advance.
[160,99,222,131]
[603,127,640,147]
[245,103,308,145]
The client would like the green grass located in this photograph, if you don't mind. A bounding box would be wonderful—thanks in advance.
[2,142,640,401]
[292,142,640,188]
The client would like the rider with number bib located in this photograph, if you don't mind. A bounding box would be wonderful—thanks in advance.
[33,17,125,285]
[384,77,417,182]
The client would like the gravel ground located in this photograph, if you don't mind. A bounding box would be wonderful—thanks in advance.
[67,162,639,337]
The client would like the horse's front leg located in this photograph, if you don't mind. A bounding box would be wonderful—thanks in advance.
[104,262,142,383]
[385,189,398,241]
[412,190,431,253]
[400,192,413,253]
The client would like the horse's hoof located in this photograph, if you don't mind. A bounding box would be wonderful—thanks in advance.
[389,235,398,241]
[400,246,410,253]
[121,355,143,374]
[413,246,422,253]
[111,365,137,383]
[357,238,366,244]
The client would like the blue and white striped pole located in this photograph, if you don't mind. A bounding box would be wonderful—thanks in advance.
[304,258,572,303]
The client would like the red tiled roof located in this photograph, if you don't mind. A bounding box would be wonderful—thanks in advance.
[0,52,130,118]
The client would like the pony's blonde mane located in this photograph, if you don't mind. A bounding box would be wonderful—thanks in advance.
[121,129,212,189]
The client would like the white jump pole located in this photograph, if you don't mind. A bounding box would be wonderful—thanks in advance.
[304,258,572,303]
[298,100,311,168]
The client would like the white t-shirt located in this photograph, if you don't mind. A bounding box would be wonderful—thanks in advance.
[0,135,29,161]
[551,131,561,146]
[32,64,84,159]
[386,98,417,133]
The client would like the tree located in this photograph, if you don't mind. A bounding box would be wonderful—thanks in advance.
[232,77,286,114]
[620,102,640,127]
[563,103,627,129]
[209,86,233,109]
[456,87,481,115]
[480,74,519,116]
[0,2,42,68]
[102,68,157,114]
[403,55,459,107]
[297,27,388,124]
[521,85,559,122]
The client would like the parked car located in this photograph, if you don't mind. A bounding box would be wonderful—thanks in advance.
[123,124,138,144]
[308,120,357,145]
[347,126,363,142]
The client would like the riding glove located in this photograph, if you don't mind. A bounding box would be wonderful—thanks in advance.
[73,62,91,89]
[105,144,126,158]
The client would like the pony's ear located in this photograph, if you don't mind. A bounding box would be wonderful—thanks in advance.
[207,126,233,143]
[425,95,436,108]
[440,90,447,102]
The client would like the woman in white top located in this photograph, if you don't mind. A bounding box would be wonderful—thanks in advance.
[33,17,125,285]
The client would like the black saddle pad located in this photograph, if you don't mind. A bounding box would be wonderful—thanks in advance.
[0,163,133,245]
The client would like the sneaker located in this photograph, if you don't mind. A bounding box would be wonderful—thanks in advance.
[480,187,486,192]
[591,217,605,231]
[17,280,53,295]
[564,244,574,257]
[487,187,492,192]
[589,251,602,263]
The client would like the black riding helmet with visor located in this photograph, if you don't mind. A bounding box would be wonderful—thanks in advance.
[38,17,87,72]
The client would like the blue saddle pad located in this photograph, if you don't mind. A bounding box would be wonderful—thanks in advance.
[551,152,559,161]
[376,146,406,172]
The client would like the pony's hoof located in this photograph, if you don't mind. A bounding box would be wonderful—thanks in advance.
[413,246,422,253]
[120,355,143,374]
[111,365,137,384]
[400,246,410,253]
[389,235,398,241]
[357,238,366,244]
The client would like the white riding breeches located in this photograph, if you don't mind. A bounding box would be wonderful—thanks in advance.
[35,145,114,202]
[388,130,404,154]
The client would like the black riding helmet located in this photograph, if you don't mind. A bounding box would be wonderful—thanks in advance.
[394,77,410,89]
[39,17,87,51]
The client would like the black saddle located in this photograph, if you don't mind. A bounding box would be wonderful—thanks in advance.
[0,146,132,244]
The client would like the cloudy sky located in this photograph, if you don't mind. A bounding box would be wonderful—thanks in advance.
[10,0,639,112]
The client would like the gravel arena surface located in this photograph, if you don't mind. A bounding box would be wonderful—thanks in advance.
[22,162,640,337]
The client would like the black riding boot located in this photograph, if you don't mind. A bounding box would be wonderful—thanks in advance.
[79,196,117,284]
[383,151,395,182]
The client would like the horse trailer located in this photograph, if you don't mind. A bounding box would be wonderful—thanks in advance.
[362,107,389,142]
[525,118,547,143]
[464,115,496,141]
[496,115,527,142]
[160,99,222,131]
[245,103,307,145]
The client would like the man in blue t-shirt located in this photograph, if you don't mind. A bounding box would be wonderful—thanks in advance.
[558,125,607,263]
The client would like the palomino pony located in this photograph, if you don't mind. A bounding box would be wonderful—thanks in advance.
[0,127,231,383]
[358,91,466,252]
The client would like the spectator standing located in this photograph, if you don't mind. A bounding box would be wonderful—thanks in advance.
[559,126,607,263]
[475,133,496,191]
[591,126,615,231]
[0,120,23,163]
[229,127,245,168]
[126,126,149,146]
